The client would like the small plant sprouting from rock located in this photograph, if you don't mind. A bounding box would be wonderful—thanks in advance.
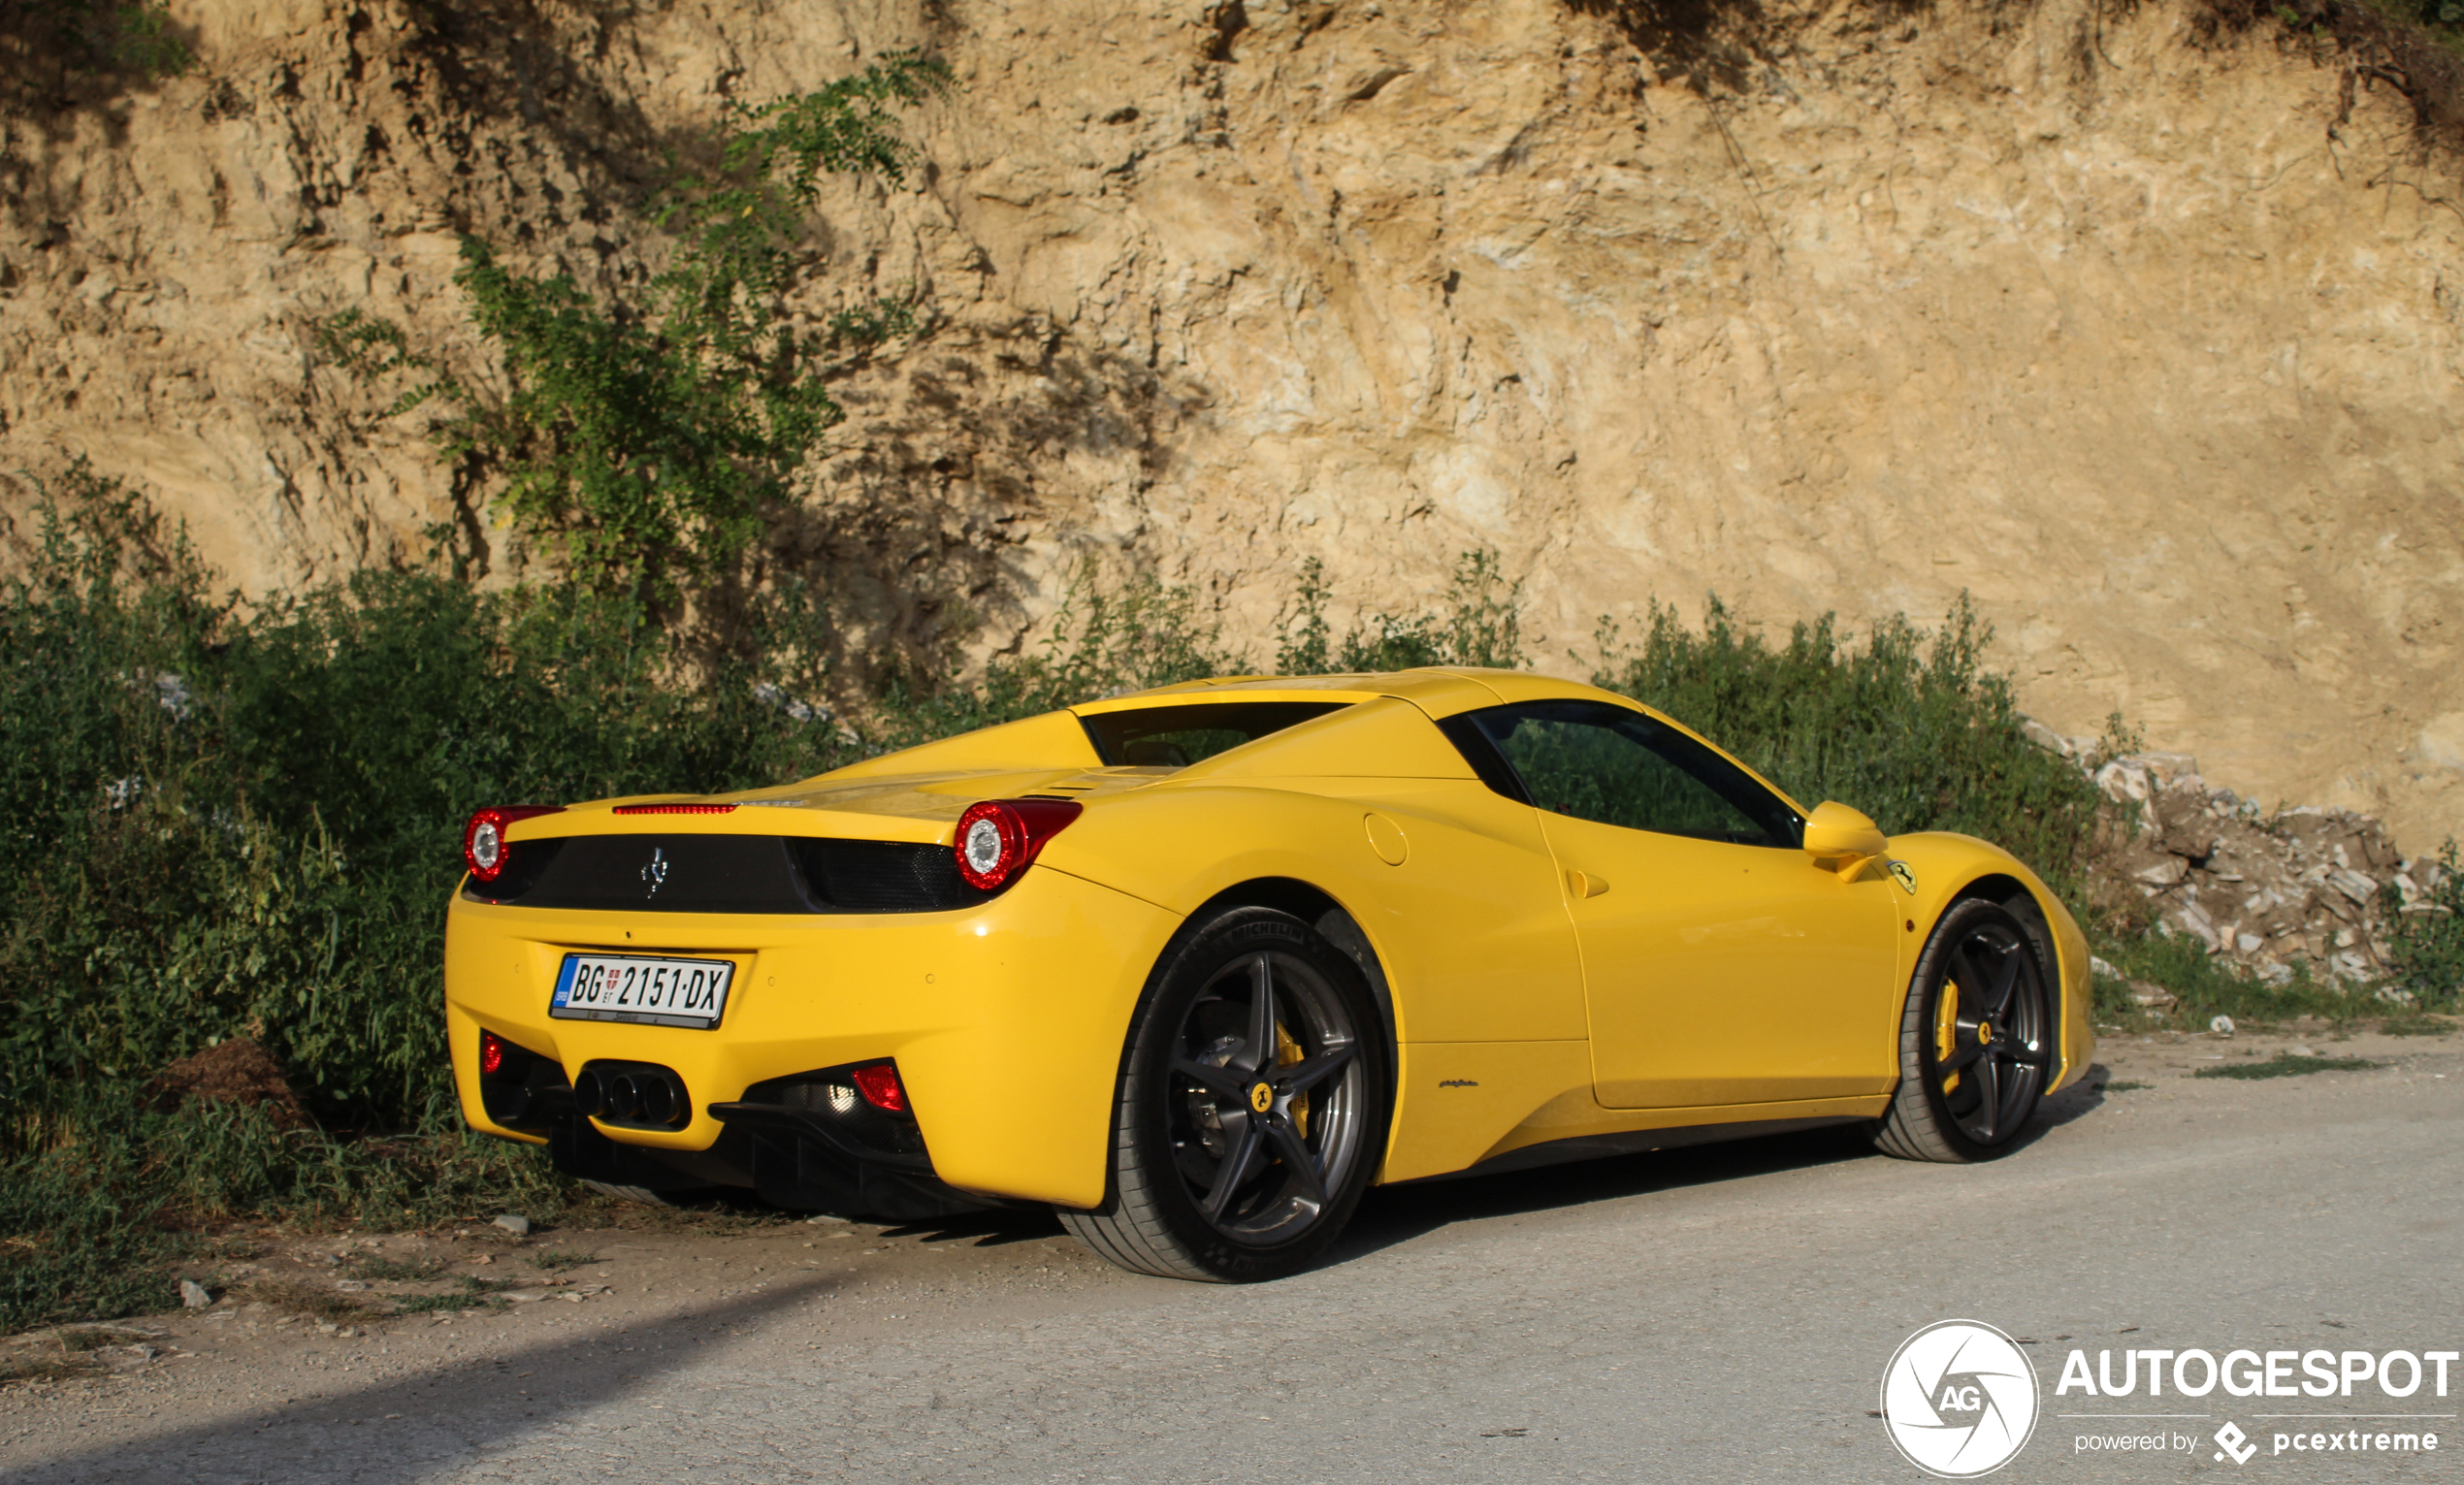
[321,52,952,610]
[2382,840,2464,1010]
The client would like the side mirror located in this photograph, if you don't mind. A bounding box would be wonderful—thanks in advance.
[1803,800,1888,869]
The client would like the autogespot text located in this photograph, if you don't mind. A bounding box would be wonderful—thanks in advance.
[2060,1345,2454,1461]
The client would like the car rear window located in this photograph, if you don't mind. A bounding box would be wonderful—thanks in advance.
[1078,700,1351,768]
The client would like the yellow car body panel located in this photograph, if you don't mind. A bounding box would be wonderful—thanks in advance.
[442,666,2091,1213]
[446,862,1178,1208]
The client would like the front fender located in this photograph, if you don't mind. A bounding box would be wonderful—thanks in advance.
[1881,833,2094,1093]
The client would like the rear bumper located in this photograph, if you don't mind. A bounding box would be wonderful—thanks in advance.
[443,862,1180,1209]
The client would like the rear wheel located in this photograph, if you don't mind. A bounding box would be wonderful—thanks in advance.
[1059,907,1388,1282]
[1876,898,2053,1162]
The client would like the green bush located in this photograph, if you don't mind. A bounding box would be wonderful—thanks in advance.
[1585,596,2106,898]
[2383,841,2464,1009]
[326,56,949,606]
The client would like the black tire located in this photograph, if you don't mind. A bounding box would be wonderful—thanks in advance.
[1876,897,2054,1162]
[1058,907,1389,1282]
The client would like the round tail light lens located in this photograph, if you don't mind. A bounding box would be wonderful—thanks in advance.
[952,798,1084,891]
[850,1062,908,1114]
[461,804,566,884]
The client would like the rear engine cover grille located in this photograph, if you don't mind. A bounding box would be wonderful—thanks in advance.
[463,833,991,914]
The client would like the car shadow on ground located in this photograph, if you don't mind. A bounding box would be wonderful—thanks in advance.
[876,1065,2120,1272]
[0,1277,844,1485]
[1330,1067,2115,1270]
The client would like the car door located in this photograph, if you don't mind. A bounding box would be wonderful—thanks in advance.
[1453,700,1900,1109]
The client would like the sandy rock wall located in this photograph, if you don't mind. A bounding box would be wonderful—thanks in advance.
[5,0,2463,849]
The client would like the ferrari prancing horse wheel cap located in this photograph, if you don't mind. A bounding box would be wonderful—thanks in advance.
[1248,1081,1274,1114]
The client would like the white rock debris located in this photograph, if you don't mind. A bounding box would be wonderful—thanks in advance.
[2030,724,2450,989]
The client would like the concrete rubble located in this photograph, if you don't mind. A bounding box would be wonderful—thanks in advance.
[2028,722,2451,993]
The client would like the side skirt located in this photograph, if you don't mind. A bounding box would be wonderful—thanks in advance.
[1398,1114,1872,1183]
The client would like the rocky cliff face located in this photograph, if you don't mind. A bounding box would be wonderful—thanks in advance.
[6,0,2463,847]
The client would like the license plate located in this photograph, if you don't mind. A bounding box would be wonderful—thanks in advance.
[549,953,735,1029]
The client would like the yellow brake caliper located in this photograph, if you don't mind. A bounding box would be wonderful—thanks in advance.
[1276,1022,1310,1138]
[1936,975,1962,1095]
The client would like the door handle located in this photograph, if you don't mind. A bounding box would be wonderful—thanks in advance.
[1567,869,1611,899]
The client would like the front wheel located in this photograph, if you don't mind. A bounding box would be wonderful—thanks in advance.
[1058,907,1389,1282]
[1875,897,2053,1162]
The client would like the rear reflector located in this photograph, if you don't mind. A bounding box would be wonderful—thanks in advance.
[479,1030,506,1076]
[850,1063,908,1114]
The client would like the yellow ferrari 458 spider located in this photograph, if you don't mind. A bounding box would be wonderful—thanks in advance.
[446,668,2091,1280]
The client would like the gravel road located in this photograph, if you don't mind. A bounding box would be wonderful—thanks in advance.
[4,1025,2458,1484]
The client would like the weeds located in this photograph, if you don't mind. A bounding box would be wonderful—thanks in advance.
[392,1289,504,1316]
[241,1279,377,1324]
[2194,1052,2378,1080]
[2377,1015,2455,1037]
[2101,1081,2152,1093]
[344,1255,445,1282]
[2383,842,2464,1010]
[2091,931,2366,1032]
[0,1355,96,1387]
[528,1250,601,1272]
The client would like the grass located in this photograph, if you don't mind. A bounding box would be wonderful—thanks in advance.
[2378,1015,2455,1037]
[343,1254,445,1282]
[2089,932,2373,1034]
[2101,1081,2152,1093]
[239,1278,377,1323]
[2194,1052,2380,1081]
[391,1287,506,1316]
[528,1249,601,1272]
[0,1355,96,1387]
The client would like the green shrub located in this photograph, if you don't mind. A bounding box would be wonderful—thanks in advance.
[327,56,949,606]
[1586,596,2106,897]
[2383,842,2464,1010]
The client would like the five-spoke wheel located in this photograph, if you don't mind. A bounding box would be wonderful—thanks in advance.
[1877,898,2052,1162]
[1059,907,1387,1281]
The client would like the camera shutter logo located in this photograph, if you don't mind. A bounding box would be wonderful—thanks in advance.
[1881,1319,2041,1477]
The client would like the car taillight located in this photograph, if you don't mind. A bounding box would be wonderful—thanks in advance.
[479,1030,506,1076]
[850,1062,908,1114]
[462,804,565,884]
[952,798,1084,891]
[611,801,738,815]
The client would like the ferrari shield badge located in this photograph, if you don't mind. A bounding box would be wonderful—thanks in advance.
[1887,860,1918,896]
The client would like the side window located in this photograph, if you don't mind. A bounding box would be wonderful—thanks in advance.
[1458,701,1802,849]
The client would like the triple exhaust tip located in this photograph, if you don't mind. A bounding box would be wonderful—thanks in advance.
[572,1064,686,1127]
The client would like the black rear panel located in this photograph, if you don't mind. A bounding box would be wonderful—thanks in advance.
[464,833,990,914]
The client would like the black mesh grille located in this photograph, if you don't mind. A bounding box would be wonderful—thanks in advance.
[465,833,990,914]
[792,839,991,913]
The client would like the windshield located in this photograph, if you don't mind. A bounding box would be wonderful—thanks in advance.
[1078,701,1351,768]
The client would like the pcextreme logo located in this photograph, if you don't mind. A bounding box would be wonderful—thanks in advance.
[1881,1320,2042,1478]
